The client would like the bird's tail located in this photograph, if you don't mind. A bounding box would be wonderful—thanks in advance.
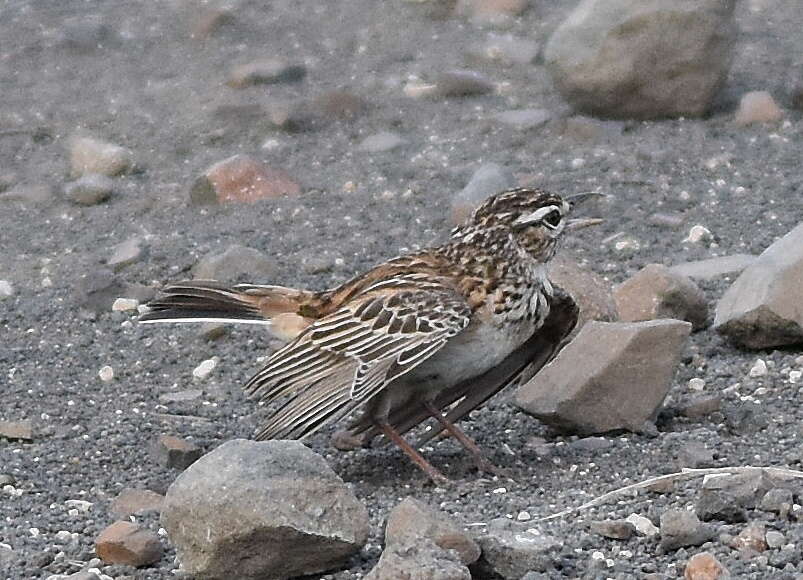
[138,280,316,341]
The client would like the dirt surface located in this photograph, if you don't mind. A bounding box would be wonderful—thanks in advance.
[1,1,803,578]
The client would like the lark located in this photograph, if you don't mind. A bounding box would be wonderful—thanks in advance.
[140,188,601,482]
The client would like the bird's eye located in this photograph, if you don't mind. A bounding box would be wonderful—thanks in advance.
[542,210,562,229]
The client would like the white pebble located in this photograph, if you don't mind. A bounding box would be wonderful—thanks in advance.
[65,499,93,512]
[193,357,218,380]
[112,297,140,312]
[688,378,706,391]
[516,511,531,521]
[29,528,40,537]
[98,365,114,382]
[749,359,768,377]
[492,487,507,494]
[789,370,802,384]
[0,280,14,299]
[683,225,712,244]
[625,513,659,536]
[54,530,75,543]
[570,158,585,169]
[591,551,605,560]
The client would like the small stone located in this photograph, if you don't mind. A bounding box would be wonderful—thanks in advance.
[199,323,229,341]
[193,244,275,283]
[734,91,783,125]
[678,395,721,419]
[723,401,768,435]
[731,523,767,553]
[151,434,203,470]
[64,174,115,205]
[649,212,685,228]
[192,358,218,380]
[614,264,709,330]
[544,0,736,119]
[549,255,619,330]
[110,488,165,518]
[765,530,785,549]
[111,298,139,312]
[0,280,14,300]
[695,489,747,523]
[590,520,635,540]
[450,163,516,224]
[670,255,756,281]
[659,509,715,551]
[190,154,301,205]
[516,511,531,521]
[492,109,552,131]
[714,223,803,348]
[434,70,495,97]
[688,378,706,391]
[569,436,614,452]
[789,370,802,384]
[474,519,560,578]
[69,136,134,177]
[227,59,306,88]
[357,131,406,153]
[62,572,102,580]
[161,439,369,579]
[95,521,163,567]
[758,488,793,514]
[684,552,729,580]
[107,237,145,271]
[700,470,772,509]
[748,358,768,377]
[98,365,114,382]
[385,497,480,565]
[0,420,34,441]
[365,537,471,580]
[516,320,691,435]
[683,225,712,244]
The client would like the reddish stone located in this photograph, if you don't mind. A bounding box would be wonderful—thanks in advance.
[684,552,729,580]
[191,154,301,204]
[95,521,162,567]
[110,488,165,518]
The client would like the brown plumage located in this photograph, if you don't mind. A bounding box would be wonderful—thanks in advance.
[140,187,600,482]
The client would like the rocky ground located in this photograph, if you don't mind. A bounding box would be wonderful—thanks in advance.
[1,0,803,579]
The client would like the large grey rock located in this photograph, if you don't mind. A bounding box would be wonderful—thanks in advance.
[193,244,276,283]
[365,537,470,580]
[544,0,736,119]
[161,439,369,580]
[714,223,803,348]
[473,519,560,579]
[670,254,756,281]
[614,264,709,330]
[516,319,691,434]
[450,163,516,224]
[385,498,480,566]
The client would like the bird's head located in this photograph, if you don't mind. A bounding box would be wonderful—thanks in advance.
[457,187,603,261]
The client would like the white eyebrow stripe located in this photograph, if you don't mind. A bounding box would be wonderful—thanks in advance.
[513,205,561,225]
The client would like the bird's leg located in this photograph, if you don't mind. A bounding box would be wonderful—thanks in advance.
[422,401,513,479]
[375,420,449,485]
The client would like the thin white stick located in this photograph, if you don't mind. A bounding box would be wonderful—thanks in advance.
[534,466,803,523]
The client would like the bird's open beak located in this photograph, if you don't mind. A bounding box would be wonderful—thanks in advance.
[565,217,604,230]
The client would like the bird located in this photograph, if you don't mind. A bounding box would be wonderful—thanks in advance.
[139,187,602,482]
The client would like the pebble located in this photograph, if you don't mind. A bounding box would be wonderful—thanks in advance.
[95,521,163,567]
[758,487,793,514]
[193,244,276,282]
[676,441,714,469]
[748,359,768,377]
[0,420,34,441]
[357,131,406,153]
[151,434,203,470]
[107,237,145,271]
[765,530,785,549]
[190,154,301,204]
[98,365,114,382]
[683,225,712,244]
[678,395,721,419]
[590,520,636,540]
[63,174,115,205]
[227,58,306,88]
[69,135,134,177]
[192,357,218,380]
[659,509,715,551]
[0,280,14,300]
[731,522,767,553]
[111,297,139,312]
[625,513,659,537]
[734,91,784,125]
[434,70,496,98]
[789,370,802,384]
[110,488,165,518]
[688,378,706,391]
[670,255,756,281]
[684,552,729,580]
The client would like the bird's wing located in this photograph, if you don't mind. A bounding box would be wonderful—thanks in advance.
[345,284,579,444]
[243,277,472,441]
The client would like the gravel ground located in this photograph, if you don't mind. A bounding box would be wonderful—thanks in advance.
[1,1,803,578]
